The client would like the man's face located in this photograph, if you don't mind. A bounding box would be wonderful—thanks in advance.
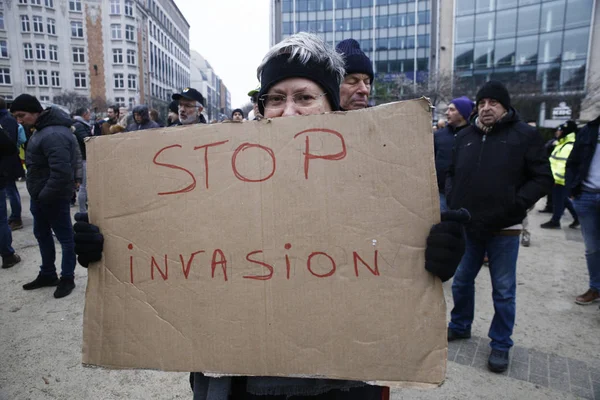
[232,112,243,121]
[12,111,39,127]
[83,110,91,122]
[340,73,371,110]
[478,98,507,126]
[134,113,142,124]
[178,99,200,125]
[262,78,331,119]
[107,108,116,119]
[445,104,466,127]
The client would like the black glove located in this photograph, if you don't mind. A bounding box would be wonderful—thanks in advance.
[73,213,104,268]
[425,209,470,282]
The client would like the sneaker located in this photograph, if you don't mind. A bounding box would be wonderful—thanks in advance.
[540,220,560,229]
[9,220,23,231]
[447,328,471,341]
[1,253,21,269]
[54,277,75,299]
[575,288,600,305]
[569,219,580,229]
[23,273,59,290]
[488,349,509,373]
[521,230,531,247]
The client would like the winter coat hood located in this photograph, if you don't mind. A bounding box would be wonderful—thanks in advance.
[34,107,73,131]
[132,105,150,124]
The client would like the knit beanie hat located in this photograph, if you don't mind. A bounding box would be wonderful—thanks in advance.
[232,108,244,118]
[450,96,475,122]
[476,80,511,110]
[168,100,179,114]
[335,39,374,83]
[10,94,43,114]
[258,53,341,116]
[558,120,578,136]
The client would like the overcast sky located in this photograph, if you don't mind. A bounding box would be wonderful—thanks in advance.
[174,0,271,109]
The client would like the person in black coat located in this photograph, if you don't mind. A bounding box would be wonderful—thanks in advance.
[72,107,92,213]
[0,123,22,269]
[10,94,81,299]
[565,115,600,306]
[446,80,553,374]
[0,98,25,230]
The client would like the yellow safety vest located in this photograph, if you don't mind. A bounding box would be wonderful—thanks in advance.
[549,132,575,185]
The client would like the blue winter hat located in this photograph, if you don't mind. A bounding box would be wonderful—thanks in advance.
[336,39,374,83]
[450,96,475,121]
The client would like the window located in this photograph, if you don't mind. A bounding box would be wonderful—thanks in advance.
[124,0,133,16]
[538,31,562,64]
[111,24,121,39]
[127,74,136,89]
[26,70,35,86]
[18,0,27,3]
[114,73,124,88]
[40,95,50,101]
[128,97,135,109]
[110,0,120,14]
[516,35,538,66]
[475,13,494,41]
[518,4,540,36]
[540,0,565,33]
[565,0,593,29]
[51,71,60,87]
[71,21,83,37]
[69,0,82,12]
[115,97,125,106]
[562,27,590,61]
[0,13,4,30]
[74,72,86,87]
[126,49,136,65]
[455,15,474,43]
[72,47,85,63]
[495,8,517,39]
[113,48,123,63]
[45,0,54,7]
[23,43,33,59]
[33,16,43,33]
[47,18,56,35]
[31,0,41,5]
[495,38,515,67]
[35,43,46,60]
[0,40,7,58]
[21,15,30,32]
[125,25,135,41]
[38,70,48,86]
[49,44,58,61]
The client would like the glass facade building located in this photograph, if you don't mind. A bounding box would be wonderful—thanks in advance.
[454,0,595,93]
[275,0,434,81]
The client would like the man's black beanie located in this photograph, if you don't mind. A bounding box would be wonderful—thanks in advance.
[10,94,44,114]
[476,80,511,110]
[336,39,374,83]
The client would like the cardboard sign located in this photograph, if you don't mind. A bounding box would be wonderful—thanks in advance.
[83,99,446,386]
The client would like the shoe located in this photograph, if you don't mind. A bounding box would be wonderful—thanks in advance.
[9,220,23,231]
[488,349,509,373]
[521,230,531,247]
[54,277,75,299]
[23,273,59,290]
[538,207,552,214]
[2,253,21,269]
[447,328,471,341]
[575,288,600,305]
[569,219,580,229]
[540,220,560,229]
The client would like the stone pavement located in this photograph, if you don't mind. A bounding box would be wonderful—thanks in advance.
[448,335,600,400]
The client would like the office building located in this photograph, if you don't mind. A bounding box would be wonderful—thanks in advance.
[190,50,232,122]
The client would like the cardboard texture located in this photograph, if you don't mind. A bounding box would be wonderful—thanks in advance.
[83,99,446,386]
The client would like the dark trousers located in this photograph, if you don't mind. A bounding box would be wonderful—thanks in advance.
[5,180,21,222]
[30,199,76,278]
[551,184,577,224]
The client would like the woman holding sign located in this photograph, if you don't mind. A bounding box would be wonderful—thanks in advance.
[73,32,468,400]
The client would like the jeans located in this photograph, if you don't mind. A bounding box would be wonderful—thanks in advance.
[0,187,15,258]
[551,184,577,224]
[30,199,76,278]
[439,192,448,213]
[572,191,600,291]
[449,233,520,352]
[5,180,22,222]
[78,160,87,213]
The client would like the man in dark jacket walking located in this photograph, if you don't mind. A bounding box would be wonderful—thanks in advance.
[126,105,160,131]
[445,81,553,373]
[0,123,22,269]
[434,96,473,211]
[566,115,600,306]
[10,94,81,299]
[73,107,92,213]
[0,98,25,230]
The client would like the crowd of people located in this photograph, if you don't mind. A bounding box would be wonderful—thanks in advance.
[0,31,598,399]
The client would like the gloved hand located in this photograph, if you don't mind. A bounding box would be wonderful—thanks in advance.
[425,209,470,282]
[73,213,104,268]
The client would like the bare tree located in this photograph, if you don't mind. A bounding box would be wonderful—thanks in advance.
[53,91,90,113]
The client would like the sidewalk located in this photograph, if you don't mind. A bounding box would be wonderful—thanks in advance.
[0,182,598,399]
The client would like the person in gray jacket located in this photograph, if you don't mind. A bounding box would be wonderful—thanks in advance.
[126,105,160,132]
[10,94,81,299]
